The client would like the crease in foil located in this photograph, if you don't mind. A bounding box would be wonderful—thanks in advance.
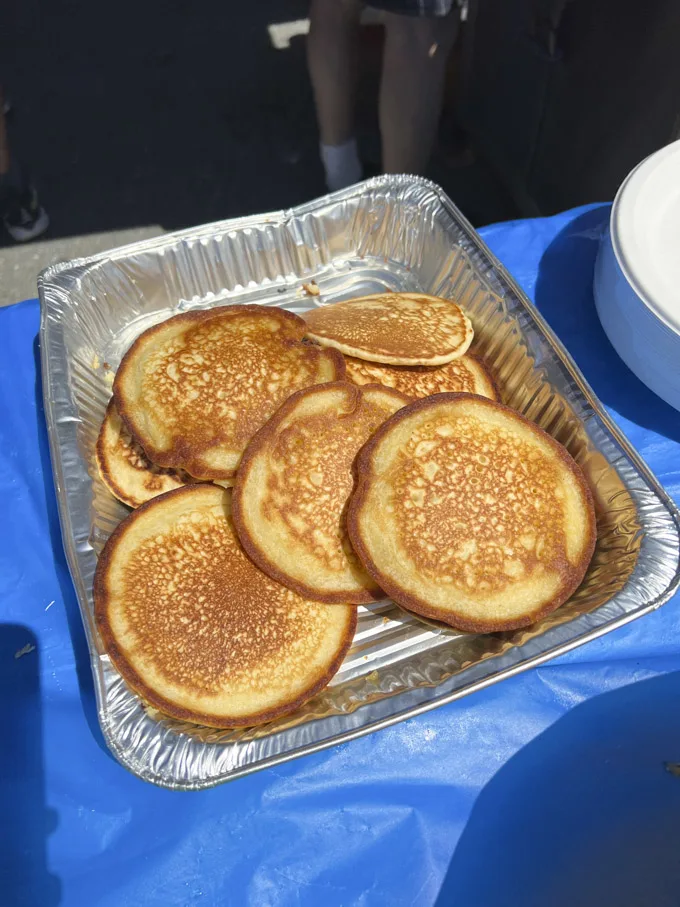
[38,176,680,789]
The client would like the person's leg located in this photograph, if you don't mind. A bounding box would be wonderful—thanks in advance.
[307,0,363,190]
[379,8,459,174]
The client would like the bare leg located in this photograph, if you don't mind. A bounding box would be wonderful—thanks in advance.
[379,11,459,174]
[307,0,362,146]
[307,0,365,189]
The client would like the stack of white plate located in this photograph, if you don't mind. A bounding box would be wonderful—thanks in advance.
[594,138,680,412]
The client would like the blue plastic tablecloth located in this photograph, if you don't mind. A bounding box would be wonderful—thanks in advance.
[2,204,680,907]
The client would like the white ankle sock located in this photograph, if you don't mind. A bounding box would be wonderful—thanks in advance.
[320,139,362,192]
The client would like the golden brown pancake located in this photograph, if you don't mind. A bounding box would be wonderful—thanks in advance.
[347,394,596,632]
[114,305,345,482]
[95,399,201,508]
[233,382,409,604]
[344,354,499,401]
[304,293,474,365]
[94,484,357,728]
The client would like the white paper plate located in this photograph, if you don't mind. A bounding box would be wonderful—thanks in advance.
[594,138,680,412]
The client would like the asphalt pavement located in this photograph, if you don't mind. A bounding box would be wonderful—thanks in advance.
[0,0,515,306]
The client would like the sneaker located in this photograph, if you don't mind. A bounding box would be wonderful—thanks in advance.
[1,178,49,242]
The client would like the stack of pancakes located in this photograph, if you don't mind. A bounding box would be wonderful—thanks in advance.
[94,292,595,729]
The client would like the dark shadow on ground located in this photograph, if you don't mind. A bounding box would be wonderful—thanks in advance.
[535,205,680,445]
[435,670,680,907]
[0,0,515,248]
[1,0,321,242]
[33,335,111,759]
[0,625,62,906]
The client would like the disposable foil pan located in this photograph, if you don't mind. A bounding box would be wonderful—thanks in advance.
[39,176,680,789]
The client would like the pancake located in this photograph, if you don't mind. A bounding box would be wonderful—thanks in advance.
[95,399,201,508]
[233,382,409,603]
[347,394,596,632]
[114,305,345,482]
[344,354,499,401]
[94,484,357,728]
[304,293,473,365]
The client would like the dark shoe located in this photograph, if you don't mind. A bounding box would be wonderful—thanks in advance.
[1,172,49,242]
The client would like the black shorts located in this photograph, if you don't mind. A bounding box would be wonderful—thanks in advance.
[366,0,456,17]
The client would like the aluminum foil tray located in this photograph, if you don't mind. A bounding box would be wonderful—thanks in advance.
[39,176,680,789]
